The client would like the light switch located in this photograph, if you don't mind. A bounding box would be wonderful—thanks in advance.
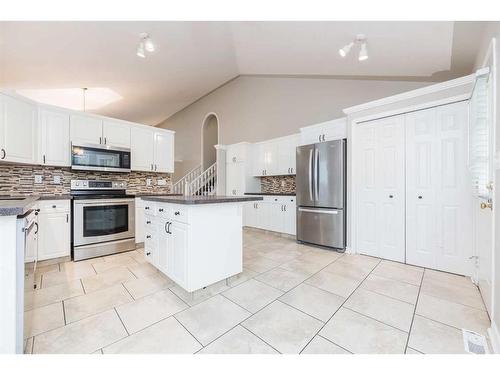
[34,175,43,184]
[157,179,167,186]
[146,178,152,187]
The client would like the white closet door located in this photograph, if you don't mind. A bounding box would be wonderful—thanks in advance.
[405,107,437,268]
[406,101,473,275]
[356,115,405,261]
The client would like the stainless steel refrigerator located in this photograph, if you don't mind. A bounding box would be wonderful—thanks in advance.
[296,139,346,250]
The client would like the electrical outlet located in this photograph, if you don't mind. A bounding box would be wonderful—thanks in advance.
[34,175,43,184]
[157,179,167,186]
[53,176,61,184]
[146,178,152,187]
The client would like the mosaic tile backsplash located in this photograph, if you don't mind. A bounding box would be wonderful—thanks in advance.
[260,175,296,194]
[0,164,172,196]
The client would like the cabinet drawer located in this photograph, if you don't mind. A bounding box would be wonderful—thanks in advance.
[38,200,70,213]
[143,202,156,215]
[156,204,171,219]
[171,206,188,223]
[144,217,157,232]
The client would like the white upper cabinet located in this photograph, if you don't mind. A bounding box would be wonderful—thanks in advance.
[253,134,298,176]
[39,108,71,167]
[102,120,131,148]
[154,131,174,173]
[300,117,347,145]
[0,94,37,165]
[131,126,155,172]
[70,114,103,145]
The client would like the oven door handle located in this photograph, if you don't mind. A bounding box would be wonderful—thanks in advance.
[74,199,134,206]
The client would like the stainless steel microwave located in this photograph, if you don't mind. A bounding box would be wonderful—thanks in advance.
[71,143,131,172]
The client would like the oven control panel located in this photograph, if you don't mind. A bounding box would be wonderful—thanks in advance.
[71,179,127,190]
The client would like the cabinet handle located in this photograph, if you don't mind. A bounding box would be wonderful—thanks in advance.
[34,223,39,234]
[281,205,283,211]
[66,214,69,223]
[146,220,151,224]
[43,155,46,164]
[418,195,423,199]
[158,208,164,212]
[146,235,151,239]
[318,135,321,142]
[145,206,150,210]
[164,222,169,233]
[151,164,153,171]
[232,156,236,162]
[1,148,5,159]
[168,222,172,234]
[146,252,151,256]
[99,136,102,144]
[104,137,107,145]
[284,205,287,211]
[389,195,394,199]
[155,164,157,171]
[174,211,180,216]
[52,205,56,208]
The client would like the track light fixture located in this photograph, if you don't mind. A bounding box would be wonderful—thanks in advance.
[137,33,155,58]
[338,34,368,61]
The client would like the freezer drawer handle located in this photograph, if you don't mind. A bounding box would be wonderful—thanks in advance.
[298,208,339,215]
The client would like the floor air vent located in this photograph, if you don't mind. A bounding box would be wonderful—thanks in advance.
[462,329,489,354]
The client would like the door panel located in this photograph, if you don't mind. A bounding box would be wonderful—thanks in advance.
[296,144,316,207]
[40,109,70,167]
[103,120,131,148]
[70,114,102,145]
[131,126,155,172]
[355,116,405,261]
[315,140,345,209]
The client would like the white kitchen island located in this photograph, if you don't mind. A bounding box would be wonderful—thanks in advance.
[141,195,262,293]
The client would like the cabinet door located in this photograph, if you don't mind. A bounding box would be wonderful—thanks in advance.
[154,131,174,173]
[135,199,145,243]
[157,219,171,274]
[40,108,70,166]
[131,126,155,172]
[277,138,290,175]
[252,143,266,176]
[171,221,188,285]
[226,162,243,196]
[102,120,131,148]
[1,95,37,164]
[70,114,103,145]
[323,119,347,142]
[37,212,71,261]
[263,142,279,176]
[283,199,296,235]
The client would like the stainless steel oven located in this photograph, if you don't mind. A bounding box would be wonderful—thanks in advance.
[71,143,131,172]
[71,180,135,261]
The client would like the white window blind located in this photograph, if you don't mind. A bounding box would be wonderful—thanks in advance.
[469,73,490,198]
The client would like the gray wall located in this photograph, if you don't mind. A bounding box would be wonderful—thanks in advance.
[202,115,218,170]
[157,75,432,181]
[474,21,500,342]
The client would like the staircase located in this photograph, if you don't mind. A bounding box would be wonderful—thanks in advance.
[187,162,217,196]
[172,164,202,195]
[172,163,217,196]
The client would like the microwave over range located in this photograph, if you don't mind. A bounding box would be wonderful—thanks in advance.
[71,143,131,173]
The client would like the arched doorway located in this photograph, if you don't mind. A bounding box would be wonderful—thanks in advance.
[201,113,219,170]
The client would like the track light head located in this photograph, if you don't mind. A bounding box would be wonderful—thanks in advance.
[136,41,145,58]
[358,42,368,61]
[339,42,354,58]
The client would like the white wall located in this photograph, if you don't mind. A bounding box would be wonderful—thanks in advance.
[474,21,500,350]
[158,75,432,180]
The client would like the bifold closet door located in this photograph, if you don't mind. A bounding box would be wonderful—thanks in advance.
[405,101,473,275]
[356,115,405,262]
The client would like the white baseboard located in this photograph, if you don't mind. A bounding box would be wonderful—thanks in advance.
[488,320,500,354]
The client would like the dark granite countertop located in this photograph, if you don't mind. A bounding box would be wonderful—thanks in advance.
[245,192,296,196]
[132,193,182,197]
[0,196,39,216]
[140,195,264,205]
[0,195,72,216]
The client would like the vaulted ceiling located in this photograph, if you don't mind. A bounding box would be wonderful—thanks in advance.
[0,21,485,125]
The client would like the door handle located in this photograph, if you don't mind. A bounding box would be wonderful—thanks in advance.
[315,148,319,201]
[1,148,5,159]
[480,202,493,210]
[299,208,338,215]
[308,148,314,201]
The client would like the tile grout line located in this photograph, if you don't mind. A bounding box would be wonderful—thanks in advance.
[316,333,354,354]
[239,324,283,354]
[403,268,425,353]
[62,300,67,325]
[173,315,205,349]
[298,258,383,354]
[114,307,130,336]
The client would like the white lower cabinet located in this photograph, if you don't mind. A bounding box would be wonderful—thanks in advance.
[244,196,296,236]
[353,101,472,276]
[36,200,71,261]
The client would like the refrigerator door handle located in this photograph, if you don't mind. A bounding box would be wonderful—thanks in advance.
[315,148,320,201]
[298,208,339,215]
[308,148,314,201]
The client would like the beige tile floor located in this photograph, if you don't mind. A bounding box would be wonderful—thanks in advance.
[23,228,491,354]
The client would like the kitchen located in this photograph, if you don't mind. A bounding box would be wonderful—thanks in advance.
[0,17,499,364]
